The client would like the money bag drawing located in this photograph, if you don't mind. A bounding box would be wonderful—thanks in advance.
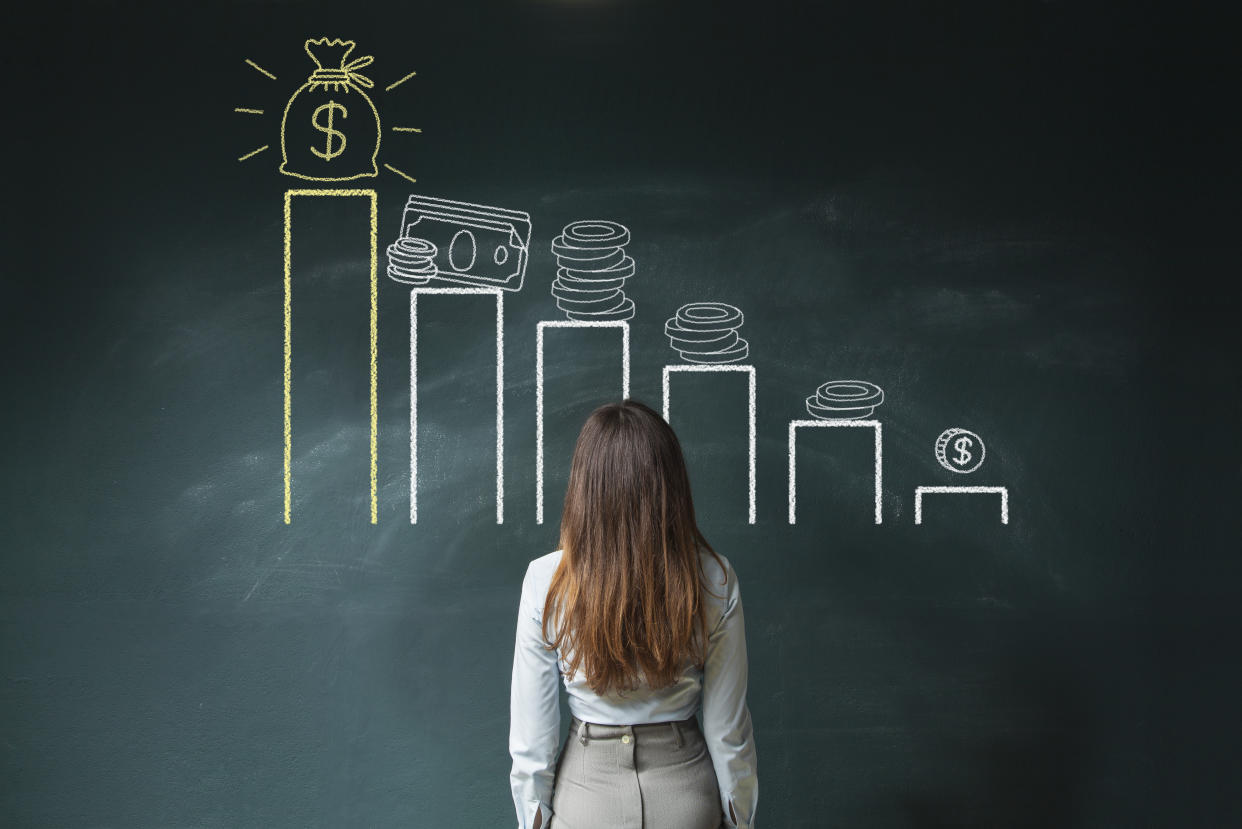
[279,38,381,181]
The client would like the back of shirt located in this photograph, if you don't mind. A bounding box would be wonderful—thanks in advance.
[524,546,729,724]
[509,548,759,828]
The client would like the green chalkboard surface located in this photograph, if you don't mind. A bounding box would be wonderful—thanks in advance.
[4,1,1239,827]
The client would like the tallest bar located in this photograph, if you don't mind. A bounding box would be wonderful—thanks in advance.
[282,189,379,525]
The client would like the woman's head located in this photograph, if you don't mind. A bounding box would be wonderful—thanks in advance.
[560,399,697,552]
[544,399,724,695]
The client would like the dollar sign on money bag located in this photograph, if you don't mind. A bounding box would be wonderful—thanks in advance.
[310,101,348,160]
[279,38,380,181]
[953,435,974,467]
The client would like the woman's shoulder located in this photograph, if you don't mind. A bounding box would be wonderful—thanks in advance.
[698,549,740,605]
[523,549,564,591]
[698,548,735,579]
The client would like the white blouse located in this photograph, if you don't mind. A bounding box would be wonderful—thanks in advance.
[509,548,758,828]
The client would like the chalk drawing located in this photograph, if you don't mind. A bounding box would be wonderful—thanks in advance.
[282,189,378,525]
[383,163,417,184]
[535,321,631,524]
[934,428,986,474]
[408,288,505,525]
[787,420,882,525]
[386,70,417,92]
[550,220,636,321]
[245,58,277,80]
[665,303,749,364]
[390,195,531,292]
[914,486,1009,525]
[805,380,884,420]
[662,365,757,524]
[238,145,270,162]
[387,237,437,286]
[239,39,419,181]
[279,39,381,182]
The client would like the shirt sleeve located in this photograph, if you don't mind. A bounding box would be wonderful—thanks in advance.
[509,561,561,829]
[702,559,759,828]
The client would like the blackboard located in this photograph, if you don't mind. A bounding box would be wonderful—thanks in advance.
[5,1,1239,827]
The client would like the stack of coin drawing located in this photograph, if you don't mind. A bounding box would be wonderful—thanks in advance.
[386,237,438,286]
[665,302,750,364]
[550,220,636,321]
[806,380,885,419]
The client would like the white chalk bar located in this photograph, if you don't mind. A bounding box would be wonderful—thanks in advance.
[662,365,757,525]
[410,288,505,525]
[787,419,883,525]
[914,486,1009,525]
[536,321,631,524]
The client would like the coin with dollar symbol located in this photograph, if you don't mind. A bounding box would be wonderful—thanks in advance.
[934,428,986,474]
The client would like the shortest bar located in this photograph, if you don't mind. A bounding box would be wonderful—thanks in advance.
[914,486,1010,525]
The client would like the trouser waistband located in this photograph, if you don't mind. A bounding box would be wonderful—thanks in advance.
[570,714,697,748]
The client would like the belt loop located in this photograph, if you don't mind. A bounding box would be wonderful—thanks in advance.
[578,720,589,746]
[671,720,683,748]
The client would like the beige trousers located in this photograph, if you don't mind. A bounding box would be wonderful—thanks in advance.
[549,715,724,829]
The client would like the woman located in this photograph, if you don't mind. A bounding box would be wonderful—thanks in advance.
[509,400,758,829]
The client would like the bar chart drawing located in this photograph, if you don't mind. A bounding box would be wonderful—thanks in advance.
[536,321,631,524]
[914,486,1009,525]
[282,188,378,525]
[787,419,883,525]
[662,365,757,525]
[409,287,505,525]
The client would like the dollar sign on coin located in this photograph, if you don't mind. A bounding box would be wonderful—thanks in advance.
[953,435,974,467]
[935,428,986,474]
[310,100,348,161]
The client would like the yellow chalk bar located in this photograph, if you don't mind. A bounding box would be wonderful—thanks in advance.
[283,189,379,525]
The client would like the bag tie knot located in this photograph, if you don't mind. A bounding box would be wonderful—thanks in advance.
[309,56,374,89]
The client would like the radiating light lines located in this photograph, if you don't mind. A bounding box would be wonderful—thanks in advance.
[238,145,269,162]
[383,163,417,184]
[385,70,417,92]
[245,58,276,80]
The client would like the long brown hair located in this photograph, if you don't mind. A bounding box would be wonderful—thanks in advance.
[542,399,726,695]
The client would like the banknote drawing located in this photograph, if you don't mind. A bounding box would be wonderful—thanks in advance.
[388,195,531,292]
